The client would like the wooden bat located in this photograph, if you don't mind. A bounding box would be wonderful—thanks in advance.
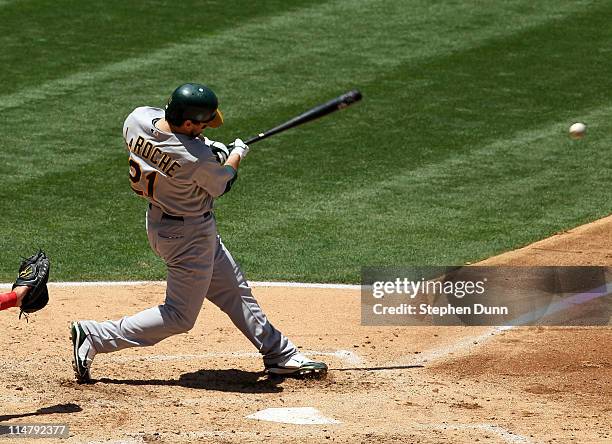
[230,90,362,146]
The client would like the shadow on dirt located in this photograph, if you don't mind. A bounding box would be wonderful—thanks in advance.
[96,368,283,393]
[0,403,82,421]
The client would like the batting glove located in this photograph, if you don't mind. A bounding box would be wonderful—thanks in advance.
[210,140,230,164]
[231,138,250,160]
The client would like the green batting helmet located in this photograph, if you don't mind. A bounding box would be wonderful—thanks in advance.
[165,83,219,125]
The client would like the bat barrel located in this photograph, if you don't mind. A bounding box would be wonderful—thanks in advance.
[341,89,362,105]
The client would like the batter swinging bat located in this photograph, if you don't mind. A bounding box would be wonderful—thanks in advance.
[232,90,362,146]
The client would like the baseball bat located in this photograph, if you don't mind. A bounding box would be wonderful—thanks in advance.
[231,90,362,147]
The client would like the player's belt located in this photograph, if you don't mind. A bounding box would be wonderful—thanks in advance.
[161,213,184,221]
[148,203,210,221]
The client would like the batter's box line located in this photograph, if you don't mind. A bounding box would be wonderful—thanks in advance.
[387,326,514,367]
[105,349,364,366]
[0,280,361,290]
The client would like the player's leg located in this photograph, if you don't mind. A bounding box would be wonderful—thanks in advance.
[72,212,217,381]
[205,234,327,376]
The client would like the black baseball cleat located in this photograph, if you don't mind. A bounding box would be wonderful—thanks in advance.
[265,353,328,378]
[70,321,94,383]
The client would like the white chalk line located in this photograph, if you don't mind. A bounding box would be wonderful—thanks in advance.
[389,282,612,367]
[389,326,513,367]
[426,423,533,444]
[0,280,360,290]
[106,349,363,366]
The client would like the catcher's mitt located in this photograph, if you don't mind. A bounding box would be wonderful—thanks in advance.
[13,250,50,318]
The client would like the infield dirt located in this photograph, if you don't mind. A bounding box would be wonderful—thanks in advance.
[1,217,611,443]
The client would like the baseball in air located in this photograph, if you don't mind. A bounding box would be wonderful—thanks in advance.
[569,122,586,140]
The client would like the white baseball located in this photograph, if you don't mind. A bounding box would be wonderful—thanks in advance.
[569,122,586,140]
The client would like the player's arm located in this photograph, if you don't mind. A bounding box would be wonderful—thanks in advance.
[220,162,238,196]
[192,138,249,198]
[0,286,31,310]
[225,152,241,171]
[221,139,249,195]
[200,138,249,196]
[224,139,249,170]
[0,291,19,310]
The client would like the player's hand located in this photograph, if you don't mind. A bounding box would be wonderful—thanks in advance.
[210,141,230,164]
[231,138,250,160]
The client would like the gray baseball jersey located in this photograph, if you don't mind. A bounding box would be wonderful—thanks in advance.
[124,106,234,216]
[80,106,297,366]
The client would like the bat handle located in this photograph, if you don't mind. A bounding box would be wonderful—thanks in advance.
[227,133,265,148]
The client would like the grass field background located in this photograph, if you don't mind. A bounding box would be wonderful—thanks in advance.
[1,0,610,283]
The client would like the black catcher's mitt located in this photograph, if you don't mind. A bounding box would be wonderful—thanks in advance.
[13,250,50,317]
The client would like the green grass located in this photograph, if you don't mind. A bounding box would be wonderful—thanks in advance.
[1,0,611,282]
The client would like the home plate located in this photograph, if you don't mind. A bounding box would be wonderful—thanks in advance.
[246,407,341,425]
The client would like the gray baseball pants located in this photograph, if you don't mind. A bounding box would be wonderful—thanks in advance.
[81,205,297,366]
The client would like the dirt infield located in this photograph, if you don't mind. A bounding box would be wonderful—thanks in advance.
[1,217,611,443]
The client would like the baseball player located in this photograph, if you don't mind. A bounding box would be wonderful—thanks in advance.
[70,83,327,382]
